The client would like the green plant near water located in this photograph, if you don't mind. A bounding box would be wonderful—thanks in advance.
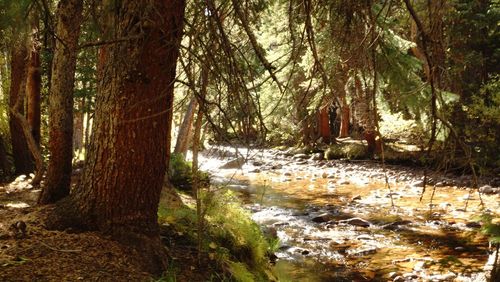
[158,190,276,281]
[479,214,500,280]
[169,153,209,192]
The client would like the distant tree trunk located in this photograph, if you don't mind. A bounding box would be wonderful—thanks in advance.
[48,0,186,275]
[9,42,34,175]
[26,13,42,146]
[174,97,198,157]
[73,97,85,156]
[40,0,83,204]
[339,100,350,138]
[318,106,331,143]
[0,135,8,179]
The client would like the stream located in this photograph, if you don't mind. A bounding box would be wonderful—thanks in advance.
[199,146,500,281]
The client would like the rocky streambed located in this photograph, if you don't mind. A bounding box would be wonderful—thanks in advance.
[200,146,500,282]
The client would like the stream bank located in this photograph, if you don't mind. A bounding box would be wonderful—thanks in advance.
[201,146,500,281]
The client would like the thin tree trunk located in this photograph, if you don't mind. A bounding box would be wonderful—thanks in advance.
[48,0,186,275]
[40,0,83,204]
[73,97,85,157]
[318,106,331,143]
[339,101,350,138]
[174,97,198,157]
[9,42,34,175]
[26,15,42,146]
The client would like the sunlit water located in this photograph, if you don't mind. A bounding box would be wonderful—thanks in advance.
[196,147,499,281]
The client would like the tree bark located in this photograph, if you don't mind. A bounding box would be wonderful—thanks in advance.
[40,0,84,204]
[27,12,42,146]
[49,0,186,275]
[9,42,34,175]
[73,97,85,155]
[174,97,198,157]
[339,106,350,138]
[318,106,331,143]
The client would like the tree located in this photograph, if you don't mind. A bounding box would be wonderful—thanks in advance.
[26,10,41,146]
[9,35,34,175]
[49,0,186,274]
[40,0,83,204]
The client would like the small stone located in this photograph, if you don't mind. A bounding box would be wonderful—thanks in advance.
[283,171,292,176]
[388,272,398,279]
[465,221,481,228]
[479,185,496,194]
[426,272,457,281]
[339,180,350,185]
[413,261,425,271]
[339,217,371,227]
[411,180,425,187]
[312,213,334,223]
[293,153,309,160]
[402,272,418,279]
[248,168,261,173]
[356,235,373,241]
[352,195,362,201]
[393,276,404,282]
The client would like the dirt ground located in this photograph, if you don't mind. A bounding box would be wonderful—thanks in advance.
[0,178,208,282]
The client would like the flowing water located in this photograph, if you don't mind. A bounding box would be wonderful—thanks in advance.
[200,147,499,281]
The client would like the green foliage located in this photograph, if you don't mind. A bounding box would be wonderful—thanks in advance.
[169,153,209,192]
[226,262,255,282]
[157,190,276,281]
[480,214,500,245]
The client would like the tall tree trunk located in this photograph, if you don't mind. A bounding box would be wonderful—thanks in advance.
[40,0,83,204]
[9,42,34,175]
[49,0,186,275]
[174,97,198,157]
[27,12,42,146]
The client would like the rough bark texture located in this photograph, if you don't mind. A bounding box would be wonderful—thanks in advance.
[9,43,34,175]
[41,0,83,204]
[174,97,198,156]
[27,14,42,145]
[51,0,186,275]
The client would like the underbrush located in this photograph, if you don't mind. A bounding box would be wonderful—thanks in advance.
[158,190,277,281]
[169,153,209,192]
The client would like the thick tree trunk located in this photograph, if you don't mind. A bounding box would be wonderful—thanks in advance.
[40,0,83,204]
[27,13,42,146]
[9,43,34,175]
[174,97,198,157]
[49,0,186,275]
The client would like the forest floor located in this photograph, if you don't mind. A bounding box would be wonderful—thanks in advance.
[0,178,210,282]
